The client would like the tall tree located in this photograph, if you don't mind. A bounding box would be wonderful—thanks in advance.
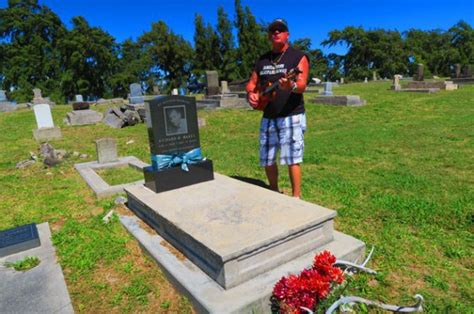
[108,39,153,97]
[58,16,118,99]
[0,0,65,101]
[322,27,407,80]
[234,0,268,79]
[216,6,237,81]
[448,20,474,66]
[140,21,193,91]
[193,14,219,73]
[292,38,327,81]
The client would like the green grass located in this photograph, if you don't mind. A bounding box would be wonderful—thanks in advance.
[0,82,472,312]
[95,165,143,186]
[5,256,41,271]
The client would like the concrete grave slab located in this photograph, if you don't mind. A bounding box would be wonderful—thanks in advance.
[125,173,337,289]
[75,156,148,199]
[0,223,73,314]
[33,127,62,142]
[120,215,365,314]
[312,95,366,106]
[65,109,103,126]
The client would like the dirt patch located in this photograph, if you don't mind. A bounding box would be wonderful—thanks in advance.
[160,240,187,262]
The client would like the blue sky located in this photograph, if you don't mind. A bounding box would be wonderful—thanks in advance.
[1,0,473,54]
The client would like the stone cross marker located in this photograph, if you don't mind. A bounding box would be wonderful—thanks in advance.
[33,88,42,99]
[129,83,145,104]
[96,138,118,164]
[322,82,333,96]
[414,63,424,81]
[205,71,220,95]
[143,96,214,193]
[0,90,6,102]
[33,104,54,129]
[75,94,83,102]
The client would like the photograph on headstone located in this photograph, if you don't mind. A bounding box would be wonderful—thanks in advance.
[164,105,188,136]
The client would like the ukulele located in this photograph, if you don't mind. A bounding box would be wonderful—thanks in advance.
[252,67,302,111]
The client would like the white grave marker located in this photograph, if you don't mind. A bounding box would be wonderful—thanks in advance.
[34,104,54,129]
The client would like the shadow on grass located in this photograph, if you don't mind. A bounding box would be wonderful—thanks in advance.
[231,175,269,189]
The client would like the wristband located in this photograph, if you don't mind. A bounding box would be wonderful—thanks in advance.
[291,82,298,92]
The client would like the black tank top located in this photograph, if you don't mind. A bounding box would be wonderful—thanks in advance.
[254,46,308,118]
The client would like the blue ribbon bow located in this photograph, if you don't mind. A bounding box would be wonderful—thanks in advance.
[150,148,204,172]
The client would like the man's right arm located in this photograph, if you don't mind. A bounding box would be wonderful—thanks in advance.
[246,71,260,107]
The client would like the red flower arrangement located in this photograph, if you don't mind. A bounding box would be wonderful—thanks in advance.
[271,251,344,313]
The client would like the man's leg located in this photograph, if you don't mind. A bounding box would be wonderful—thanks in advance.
[265,164,279,192]
[288,163,302,198]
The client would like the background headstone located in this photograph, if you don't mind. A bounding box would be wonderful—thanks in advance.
[96,138,118,164]
[33,104,54,129]
[322,82,333,96]
[414,64,424,81]
[392,74,402,90]
[372,71,377,81]
[364,77,368,83]
[205,71,220,95]
[0,90,6,102]
[129,83,145,104]
[454,63,461,78]
[221,80,230,93]
[171,88,179,95]
[152,85,161,95]
[33,88,42,100]
[75,95,83,102]
[340,77,344,84]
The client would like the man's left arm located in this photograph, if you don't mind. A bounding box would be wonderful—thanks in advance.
[279,55,310,93]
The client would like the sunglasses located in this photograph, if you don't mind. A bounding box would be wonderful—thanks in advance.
[269,27,288,33]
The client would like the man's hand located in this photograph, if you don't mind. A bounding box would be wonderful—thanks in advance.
[278,77,293,90]
[247,92,260,107]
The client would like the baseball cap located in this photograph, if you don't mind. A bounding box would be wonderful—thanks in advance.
[268,18,289,32]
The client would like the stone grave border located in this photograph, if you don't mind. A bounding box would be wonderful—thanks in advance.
[119,215,364,313]
[0,223,74,313]
[75,156,148,199]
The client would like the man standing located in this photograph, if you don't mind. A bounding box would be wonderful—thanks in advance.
[246,18,309,198]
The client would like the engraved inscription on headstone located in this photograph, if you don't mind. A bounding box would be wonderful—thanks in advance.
[0,223,41,257]
[34,104,54,129]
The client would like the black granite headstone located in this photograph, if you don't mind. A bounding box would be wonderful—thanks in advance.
[0,223,41,257]
[143,96,214,193]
